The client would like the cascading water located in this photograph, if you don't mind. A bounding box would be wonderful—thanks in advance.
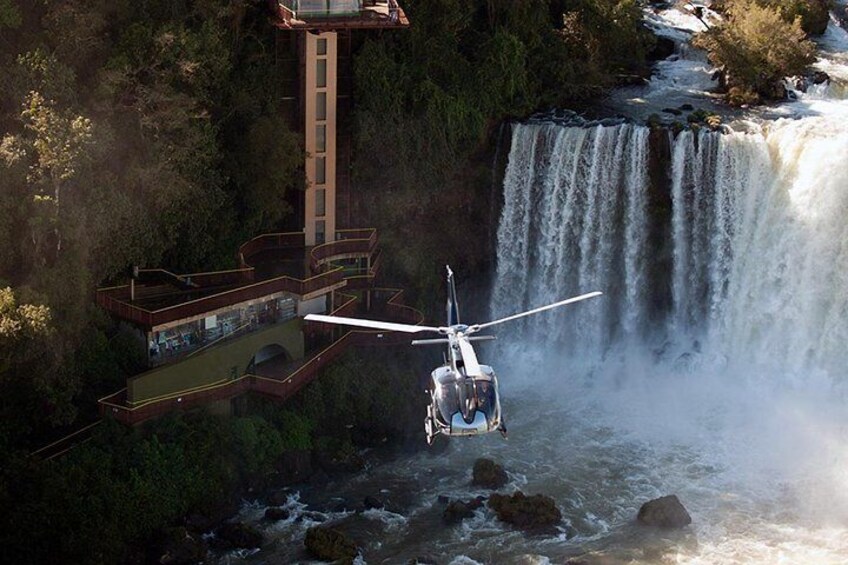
[493,123,651,353]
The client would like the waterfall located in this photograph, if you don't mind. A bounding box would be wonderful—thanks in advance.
[492,122,650,355]
[493,119,848,378]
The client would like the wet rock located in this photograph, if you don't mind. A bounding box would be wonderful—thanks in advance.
[488,491,562,532]
[304,526,358,564]
[649,35,676,61]
[662,108,682,116]
[679,103,694,111]
[264,507,290,521]
[407,556,440,565]
[437,494,451,504]
[467,495,486,510]
[637,495,692,528]
[157,527,208,565]
[364,495,384,510]
[442,500,475,524]
[472,458,508,489]
[297,510,327,523]
[812,71,830,85]
[214,522,263,549]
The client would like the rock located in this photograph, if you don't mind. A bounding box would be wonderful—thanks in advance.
[297,510,327,523]
[467,495,486,510]
[442,500,475,524]
[812,71,830,85]
[157,527,208,565]
[472,458,508,489]
[679,103,694,111]
[649,35,676,61]
[437,494,451,504]
[214,522,263,549]
[637,495,692,528]
[662,107,682,116]
[264,507,290,521]
[488,491,562,532]
[304,527,358,564]
[364,495,384,510]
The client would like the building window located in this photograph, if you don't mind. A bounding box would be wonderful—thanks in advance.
[316,92,326,120]
[317,38,327,56]
[316,188,326,217]
[316,156,326,185]
[316,59,327,88]
[316,220,326,244]
[316,124,326,153]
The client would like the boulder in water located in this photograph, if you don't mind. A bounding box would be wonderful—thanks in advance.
[364,495,384,510]
[649,36,676,61]
[264,507,290,521]
[488,491,562,532]
[472,458,508,489]
[304,526,358,563]
[637,495,692,528]
[214,522,263,549]
[442,500,475,524]
[812,71,830,85]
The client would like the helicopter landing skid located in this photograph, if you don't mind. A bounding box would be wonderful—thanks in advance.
[425,405,438,446]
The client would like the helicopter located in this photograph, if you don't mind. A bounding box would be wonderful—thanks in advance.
[305,267,602,445]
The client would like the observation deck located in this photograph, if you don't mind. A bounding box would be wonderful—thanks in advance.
[268,0,409,30]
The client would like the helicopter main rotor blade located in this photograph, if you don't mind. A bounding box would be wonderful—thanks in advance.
[470,291,603,332]
[304,314,443,334]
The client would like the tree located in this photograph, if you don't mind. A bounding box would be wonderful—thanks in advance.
[694,0,816,104]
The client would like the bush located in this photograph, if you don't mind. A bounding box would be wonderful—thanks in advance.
[694,0,816,104]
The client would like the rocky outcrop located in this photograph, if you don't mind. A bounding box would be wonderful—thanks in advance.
[471,458,508,489]
[213,522,263,549]
[637,495,692,528]
[488,491,562,532]
[304,527,358,563]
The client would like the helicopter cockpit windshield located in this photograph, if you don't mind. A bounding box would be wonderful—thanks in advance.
[475,379,496,421]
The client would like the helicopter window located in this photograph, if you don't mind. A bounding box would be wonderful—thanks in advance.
[475,380,496,420]
[436,381,459,424]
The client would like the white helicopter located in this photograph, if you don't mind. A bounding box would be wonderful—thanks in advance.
[305,267,601,445]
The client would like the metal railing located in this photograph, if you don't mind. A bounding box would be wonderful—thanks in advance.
[98,286,425,425]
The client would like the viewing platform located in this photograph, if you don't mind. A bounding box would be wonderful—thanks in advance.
[96,228,424,425]
[268,0,409,30]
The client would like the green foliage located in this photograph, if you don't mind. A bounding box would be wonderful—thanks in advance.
[0,0,20,29]
[694,0,816,103]
[273,409,314,451]
[230,415,285,477]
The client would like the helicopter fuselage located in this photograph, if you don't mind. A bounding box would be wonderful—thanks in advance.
[427,363,502,440]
